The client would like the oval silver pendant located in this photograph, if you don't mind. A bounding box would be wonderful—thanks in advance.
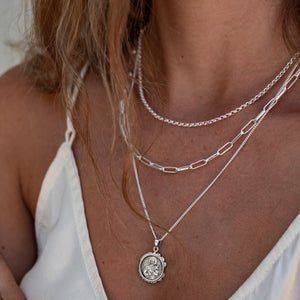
[139,252,167,283]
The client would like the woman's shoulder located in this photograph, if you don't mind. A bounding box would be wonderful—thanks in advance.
[0,65,66,213]
[0,64,66,163]
[0,65,65,132]
[0,66,44,282]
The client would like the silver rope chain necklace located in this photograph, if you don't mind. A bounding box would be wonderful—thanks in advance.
[136,29,300,128]
[123,57,300,283]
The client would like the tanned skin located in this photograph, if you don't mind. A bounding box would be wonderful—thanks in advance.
[1,1,300,299]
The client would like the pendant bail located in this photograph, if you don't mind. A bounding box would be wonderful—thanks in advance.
[154,239,161,248]
[153,239,161,253]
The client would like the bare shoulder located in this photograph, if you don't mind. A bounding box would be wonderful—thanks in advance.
[0,66,45,282]
[0,66,65,144]
[0,66,66,210]
[0,65,71,282]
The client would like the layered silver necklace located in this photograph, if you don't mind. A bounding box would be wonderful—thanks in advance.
[122,31,300,174]
[120,30,300,284]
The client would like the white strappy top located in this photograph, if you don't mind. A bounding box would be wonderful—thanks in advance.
[20,67,300,299]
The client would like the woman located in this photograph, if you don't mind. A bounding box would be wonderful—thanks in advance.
[1,0,300,299]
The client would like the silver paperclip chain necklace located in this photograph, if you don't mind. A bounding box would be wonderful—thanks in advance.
[136,29,300,128]
[120,98,272,174]
[135,60,300,284]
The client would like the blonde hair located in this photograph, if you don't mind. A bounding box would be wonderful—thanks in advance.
[24,0,155,220]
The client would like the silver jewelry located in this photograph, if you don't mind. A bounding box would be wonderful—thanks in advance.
[136,29,300,128]
[138,239,166,283]
[120,100,266,173]
[134,61,300,283]
[122,39,300,174]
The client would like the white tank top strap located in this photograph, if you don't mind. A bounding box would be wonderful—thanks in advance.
[65,63,90,145]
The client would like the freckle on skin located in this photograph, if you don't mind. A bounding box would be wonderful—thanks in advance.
[1,245,5,250]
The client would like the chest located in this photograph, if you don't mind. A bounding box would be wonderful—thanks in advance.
[23,99,300,299]
[71,118,300,300]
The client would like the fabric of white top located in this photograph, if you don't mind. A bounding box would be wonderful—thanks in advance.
[20,142,108,300]
[20,65,300,299]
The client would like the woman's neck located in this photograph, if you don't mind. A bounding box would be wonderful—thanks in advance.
[144,0,296,118]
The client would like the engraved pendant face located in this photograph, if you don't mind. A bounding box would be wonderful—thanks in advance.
[139,252,167,283]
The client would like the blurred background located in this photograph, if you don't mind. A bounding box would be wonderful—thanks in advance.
[0,0,27,75]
